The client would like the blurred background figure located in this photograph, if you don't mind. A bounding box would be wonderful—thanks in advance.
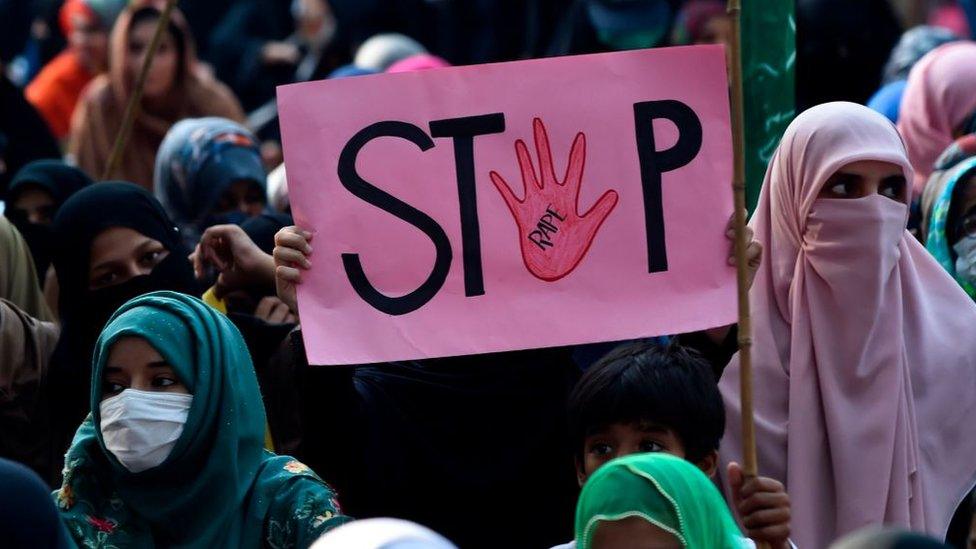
[928,0,971,36]
[154,117,267,249]
[69,3,243,189]
[4,160,92,291]
[326,63,376,78]
[548,0,680,56]
[266,163,290,214]
[921,133,976,300]
[868,25,959,123]
[883,25,960,85]
[354,32,427,71]
[25,0,127,141]
[209,0,353,168]
[670,0,731,46]
[1,218,58,481]
[311,518,458,549]
[385,53,450,73]
[897,42,976,196]
[0,0,60,199]
[0,217,53,323]
[795,0,902,111]
[209,0,351,113]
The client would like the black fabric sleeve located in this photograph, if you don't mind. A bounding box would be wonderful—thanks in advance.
[260,328,364,500]
[675,325,739,381]
[208,2,275,109]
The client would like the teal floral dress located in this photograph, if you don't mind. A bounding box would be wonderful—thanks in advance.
[54,293,351,548]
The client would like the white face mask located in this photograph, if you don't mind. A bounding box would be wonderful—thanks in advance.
[954,234,976,285]
[99,389,193,473]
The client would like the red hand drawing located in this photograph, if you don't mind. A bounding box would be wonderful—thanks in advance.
[489,118,619,281]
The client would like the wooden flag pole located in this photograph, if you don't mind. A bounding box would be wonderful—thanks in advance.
[101,0,178,180]
[727,0,760,483]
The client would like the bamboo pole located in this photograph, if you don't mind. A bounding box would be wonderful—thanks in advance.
[726,11,768,549]
[101,0,179,180]
[727,0,759,482]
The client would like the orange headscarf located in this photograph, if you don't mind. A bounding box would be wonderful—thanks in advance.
[68,2,244,189]
[25,1,98,139]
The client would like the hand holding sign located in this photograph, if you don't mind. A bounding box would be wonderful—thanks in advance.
[273,226,314,317]
[489,118,619,281]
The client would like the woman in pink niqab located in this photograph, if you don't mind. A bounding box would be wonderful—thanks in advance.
[897,42,976,196]
[720,102,976,548]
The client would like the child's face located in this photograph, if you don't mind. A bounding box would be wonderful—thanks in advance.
[577,421,717,486]
[591,516,682,549]
[578,421,684,482]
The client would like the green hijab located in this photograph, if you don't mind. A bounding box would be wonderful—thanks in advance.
[925,156,976,299]
[55,291,349,548]
[575,453,741,549]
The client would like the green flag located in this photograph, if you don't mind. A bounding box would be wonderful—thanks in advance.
[742,1,796,211]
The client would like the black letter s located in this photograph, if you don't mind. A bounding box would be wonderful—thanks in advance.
[338,121,451,315]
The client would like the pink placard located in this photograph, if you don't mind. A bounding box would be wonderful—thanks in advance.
[278,46,735,365]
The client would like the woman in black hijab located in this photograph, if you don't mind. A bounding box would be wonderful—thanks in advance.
[0,458,73,549]
[4,160,94,284]
[45,182,199,484]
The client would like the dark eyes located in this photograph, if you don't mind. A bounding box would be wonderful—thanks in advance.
[103,381,125,396]
[218,192,265,211]
[153,377,177,388]
[826,174,859,198]
[139,250,164,266]
[93,272,118,288]
[959,210,976,239]
[587,440,665,457]
[92,250,163,288]
[822,174,906,201]
[102,376,177,396]
[639,441,665,453]
[879,176,906,200]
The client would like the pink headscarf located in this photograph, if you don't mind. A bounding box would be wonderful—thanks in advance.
[385,54,450,74]
[897,42,976,195]
[720,102,976,549]
[929,5,971,38]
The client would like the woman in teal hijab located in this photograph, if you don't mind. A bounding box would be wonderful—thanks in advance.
[575,453,742,549]
[54,291,350,548]
[922,136,976,300]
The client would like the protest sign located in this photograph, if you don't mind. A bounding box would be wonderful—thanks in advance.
[278,46,735,365]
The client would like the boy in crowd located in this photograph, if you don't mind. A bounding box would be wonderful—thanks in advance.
[559,342,792,549]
